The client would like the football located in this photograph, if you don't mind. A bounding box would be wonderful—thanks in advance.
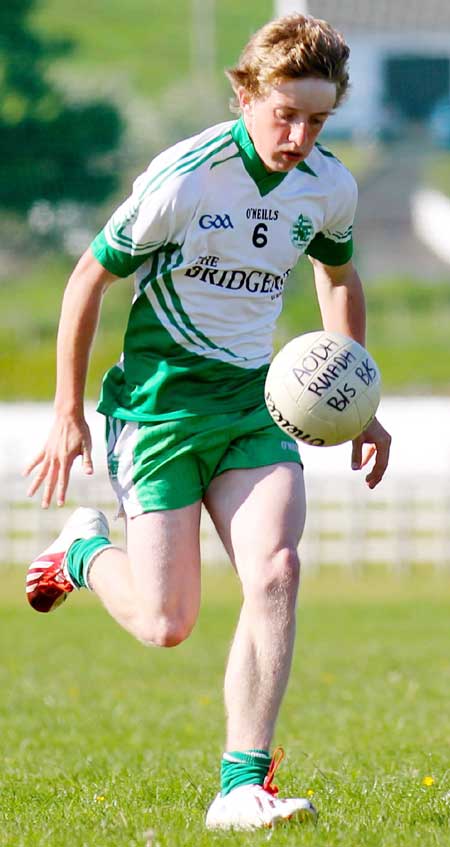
[265,330,381,447]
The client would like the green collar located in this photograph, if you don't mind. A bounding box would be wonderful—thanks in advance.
[230,117,316,196]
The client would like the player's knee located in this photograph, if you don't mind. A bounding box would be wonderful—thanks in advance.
[244,546,300,602]
[268,546,300,594]
[135,615,194,648]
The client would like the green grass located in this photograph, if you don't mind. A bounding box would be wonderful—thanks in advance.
[423,151,450,198]
[318,139,381,180]
[31,0,273,100]
[0,255,133,400]
[1,565,450,846]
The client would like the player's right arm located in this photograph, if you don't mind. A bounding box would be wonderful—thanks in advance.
[23,249,118,509]
[24,146,195,508]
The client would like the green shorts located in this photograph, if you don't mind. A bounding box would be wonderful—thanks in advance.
[105,404,302,516]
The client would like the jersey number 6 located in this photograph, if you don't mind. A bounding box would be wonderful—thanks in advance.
[252,223,268,248]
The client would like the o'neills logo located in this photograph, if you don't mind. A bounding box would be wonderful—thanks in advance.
[185,264,290,297]
[265,391,325,445]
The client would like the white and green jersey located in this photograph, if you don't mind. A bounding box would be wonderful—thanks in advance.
[92,117,357,421]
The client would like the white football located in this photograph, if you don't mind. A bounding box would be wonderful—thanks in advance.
[265,330,381,446]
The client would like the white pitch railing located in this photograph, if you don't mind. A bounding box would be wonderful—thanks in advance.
[2,398,450,571]
[301,473,450,571]
[2,469,450,570]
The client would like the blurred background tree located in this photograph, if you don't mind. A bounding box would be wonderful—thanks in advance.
[0,0,123,214]
[0,0,449,400]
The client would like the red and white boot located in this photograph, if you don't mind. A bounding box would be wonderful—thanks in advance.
[26,507,109,613]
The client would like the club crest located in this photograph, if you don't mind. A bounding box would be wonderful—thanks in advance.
[290,214,314,249]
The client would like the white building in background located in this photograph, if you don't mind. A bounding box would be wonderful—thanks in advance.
[275,1,450,139]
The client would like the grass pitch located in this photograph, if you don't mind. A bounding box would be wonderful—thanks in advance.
[1,565,449,846]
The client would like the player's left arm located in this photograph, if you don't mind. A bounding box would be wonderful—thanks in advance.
[310,256,365,343]
[310,256,392,489]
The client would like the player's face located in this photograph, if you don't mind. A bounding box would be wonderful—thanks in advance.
[239,77,337,172]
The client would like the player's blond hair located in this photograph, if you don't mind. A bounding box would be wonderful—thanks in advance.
[226,15,350,110]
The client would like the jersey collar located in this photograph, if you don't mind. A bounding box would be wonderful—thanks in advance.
[231,117,316,196]
[231,117,287,196]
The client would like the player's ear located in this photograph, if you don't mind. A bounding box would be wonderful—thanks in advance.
[238,86,252,114]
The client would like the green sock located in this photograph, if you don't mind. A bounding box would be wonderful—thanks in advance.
[220,749,271,796]
[66,536,111,589]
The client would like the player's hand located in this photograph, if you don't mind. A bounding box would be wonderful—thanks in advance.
[351,417,391,489]
[22,415,93,509]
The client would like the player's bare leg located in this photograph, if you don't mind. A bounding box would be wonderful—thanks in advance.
[205,463,305,749]
[88,502,202,646]
[28,501,202,648]
[204,463,315,829]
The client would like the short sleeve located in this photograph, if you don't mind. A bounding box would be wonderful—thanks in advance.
[306,168,358,266]
[91,159,187,278]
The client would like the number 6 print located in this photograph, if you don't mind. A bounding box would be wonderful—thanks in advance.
[252,223,268,248]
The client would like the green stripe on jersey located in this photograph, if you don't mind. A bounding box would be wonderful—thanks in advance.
[110,130,234,251]
[135,245,241,360]
[97,293,268,421]
[90,230,145,277]
[156,252,242,361]
[92,132,235,276]
[136,128,233,203]
[210,151,241,169]
[306,231,353,265]
[315,142,339,160]
[106,221,162,254]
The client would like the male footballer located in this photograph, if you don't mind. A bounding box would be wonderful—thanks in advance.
[24,14,391,830]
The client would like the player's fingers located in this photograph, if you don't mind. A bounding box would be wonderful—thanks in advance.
[41,460,59,510]
[82,442,94,475]
[365,440,391,489]
[365,459,386,489]
[360,443,377,469]
[351,437,363,470]
[26,459,50,498]
[22,449,46,478]
[56,460,72,508]
[81,432,94,474]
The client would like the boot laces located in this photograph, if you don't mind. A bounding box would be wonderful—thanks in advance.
[263,746,285,796]
[40,557,72,591]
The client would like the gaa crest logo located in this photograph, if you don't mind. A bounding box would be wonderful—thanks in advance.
[199,213,234,230]
[290,214,314,249]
